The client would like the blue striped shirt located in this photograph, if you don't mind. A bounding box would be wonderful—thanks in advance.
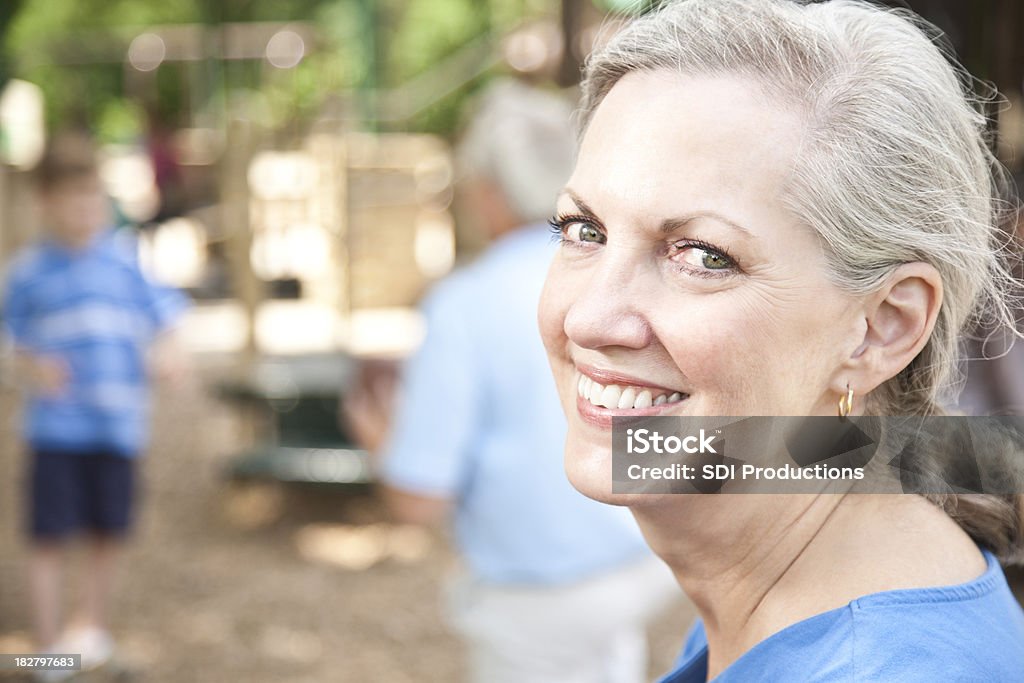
[1,229,188,457]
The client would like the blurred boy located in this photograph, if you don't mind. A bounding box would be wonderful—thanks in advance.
[1,132,187,677]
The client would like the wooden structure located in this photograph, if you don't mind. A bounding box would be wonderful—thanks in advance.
[218,126,454,358]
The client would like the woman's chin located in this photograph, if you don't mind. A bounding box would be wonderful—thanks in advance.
[564,435,687,509]
[564,443,650,507]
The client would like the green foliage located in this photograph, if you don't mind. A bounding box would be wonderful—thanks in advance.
[387,0,490,84]
[2,0,560,138]
[383,0,554,134]
[313,1,373,91]
[96,98,145,143]
[4,0,200,134]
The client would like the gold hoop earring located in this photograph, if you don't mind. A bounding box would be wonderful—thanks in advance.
[838,383,854,419]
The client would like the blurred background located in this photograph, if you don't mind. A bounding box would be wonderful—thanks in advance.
[0,0,1021,681]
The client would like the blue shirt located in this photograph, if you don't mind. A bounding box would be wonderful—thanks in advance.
[659,548,1024,682]
[1,229,188,456]
[380,225,651,584]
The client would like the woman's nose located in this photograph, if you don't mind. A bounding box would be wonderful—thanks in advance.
[562,258,653,351]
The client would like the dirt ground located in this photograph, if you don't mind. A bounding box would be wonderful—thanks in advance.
[4,359,1021,683]
[0,363,695,683]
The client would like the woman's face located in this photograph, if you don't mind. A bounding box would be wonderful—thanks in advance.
[539,71,867,503]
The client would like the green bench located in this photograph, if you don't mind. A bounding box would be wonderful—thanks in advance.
[216,353,373,488]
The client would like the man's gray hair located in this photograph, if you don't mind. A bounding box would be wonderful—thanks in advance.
[457,78,577,224]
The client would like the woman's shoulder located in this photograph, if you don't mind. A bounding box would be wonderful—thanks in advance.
[665,550,1024,682]
[847,549,1024,680]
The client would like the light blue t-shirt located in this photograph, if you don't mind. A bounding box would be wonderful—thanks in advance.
[659,548,1024,682]
[1,229,188,456]
[380,225,651,584]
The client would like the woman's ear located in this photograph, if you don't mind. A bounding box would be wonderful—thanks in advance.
[845,262,943,394]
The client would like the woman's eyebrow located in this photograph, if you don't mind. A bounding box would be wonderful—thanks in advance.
[562,188,600,218]
[562,187,755,240]
[659,213,755,240]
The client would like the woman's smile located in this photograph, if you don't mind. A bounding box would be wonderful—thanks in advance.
[573,364,690,429]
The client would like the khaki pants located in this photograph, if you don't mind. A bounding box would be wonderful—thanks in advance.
[445,555,681,683]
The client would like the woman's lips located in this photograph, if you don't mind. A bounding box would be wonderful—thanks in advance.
[575,363,682,397]
[573,368,689,429]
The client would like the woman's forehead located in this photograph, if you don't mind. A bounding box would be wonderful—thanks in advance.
[567,70,804,236]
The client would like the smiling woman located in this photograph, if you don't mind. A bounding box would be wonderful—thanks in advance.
[537,0,1024,680]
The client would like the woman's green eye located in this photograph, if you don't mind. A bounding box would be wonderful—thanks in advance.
[567,222,605,244]
[674,244,736,272]
[701,251,731,269]
[579,224,604,243]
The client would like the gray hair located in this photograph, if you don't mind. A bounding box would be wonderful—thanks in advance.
[577,0,1024,561]
[456,77,577,224]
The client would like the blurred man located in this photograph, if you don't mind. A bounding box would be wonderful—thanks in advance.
[1,132,188,680]
[344,78,680,683]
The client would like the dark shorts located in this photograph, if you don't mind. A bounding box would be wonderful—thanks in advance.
[28,448,137,541]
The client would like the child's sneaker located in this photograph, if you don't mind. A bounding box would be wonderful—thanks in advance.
[30,644,76,682]
[57,626,114,671]
[31,670,73,683]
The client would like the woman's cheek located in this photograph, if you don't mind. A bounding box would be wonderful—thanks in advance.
[538,266,569,349]
[655,297,779,411]
[538,263,580,410]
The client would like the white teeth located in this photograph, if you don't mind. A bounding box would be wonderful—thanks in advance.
[634,390,653,409]
[617,387,636,409]
[576,372,686,410]
[599,384,622,409]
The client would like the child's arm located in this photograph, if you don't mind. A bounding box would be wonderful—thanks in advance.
[2,260,69,397]
[146,325,189,387]
[11,349,70,397]
[128,248,191,388]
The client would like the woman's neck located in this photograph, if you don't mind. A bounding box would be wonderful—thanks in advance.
[631,493,986,679]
